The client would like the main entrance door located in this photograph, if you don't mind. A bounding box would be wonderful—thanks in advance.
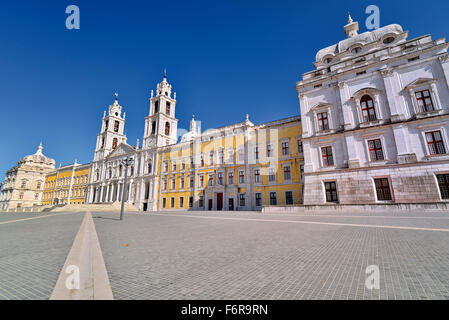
[228,198,234,211]
[217,193,223,211]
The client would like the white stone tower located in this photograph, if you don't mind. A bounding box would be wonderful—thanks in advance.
[143,71,179,148]
[94,93,127,161]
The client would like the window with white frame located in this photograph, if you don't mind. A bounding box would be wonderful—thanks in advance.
[227,149,234,164]
[239,170,245,184]
[269,192,277,205]
[218,149,224,164]
[281,140,290,156]
[317,112,329,131]
[209,151,214,166]
[254,169,261,183]
[228,171,234,185]
[266,144,272,158]
[254,146,259,161]
[217,172,224,185]
[239,193,245,207]
[181,159,186,171]
[238,147,244,163]
[199,175,204,188]
[172,161,177,172]
[163,179,167,191]
[171,177,176,190]
[268,167,276,182]
[406,78,442,115]
[283,165,292,181]
[208,173,214,186]
[297,139,303,153]
[180,177,185,189]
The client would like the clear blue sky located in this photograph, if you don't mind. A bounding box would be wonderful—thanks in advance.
[1,0,448,176]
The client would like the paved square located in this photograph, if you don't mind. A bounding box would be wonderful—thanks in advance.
[0,212,84,300]
[92,210,449,300]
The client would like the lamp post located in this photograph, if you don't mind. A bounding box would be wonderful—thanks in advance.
[120,156,134,220]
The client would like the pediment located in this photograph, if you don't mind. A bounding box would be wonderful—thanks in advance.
[352,87,382,99]
[310,102,332,112]
[405,78,436,89]
[106,143,135,159]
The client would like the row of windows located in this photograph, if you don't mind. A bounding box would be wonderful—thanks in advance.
[161,191,295,209]
[43,187,87,201]
[319,130,447,168]
[20,180,43,189]
[46,175,88,189]
[323,174,449,203]
[162,140,303,173]
[315,90,437,133]
[162,165,297,191]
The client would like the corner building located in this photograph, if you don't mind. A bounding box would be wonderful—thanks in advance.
[296,17,449,205]
[88,74,304,211]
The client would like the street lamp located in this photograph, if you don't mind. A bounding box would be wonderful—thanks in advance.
[120,156,134,220]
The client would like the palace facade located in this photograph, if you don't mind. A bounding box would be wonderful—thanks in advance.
[296,17,449,205]
[87,74,304,211]
[41,161,91,206]
[0,144,55,211]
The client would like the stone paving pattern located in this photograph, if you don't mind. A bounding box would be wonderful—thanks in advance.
[0,212,84,300]
[92,210,449,300]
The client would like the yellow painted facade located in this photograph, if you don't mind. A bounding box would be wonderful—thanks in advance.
[156,116,304,211]
[42,163,90,205]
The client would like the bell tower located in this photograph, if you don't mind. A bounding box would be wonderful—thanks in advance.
[143,70,179,148]
[94,93,127,161]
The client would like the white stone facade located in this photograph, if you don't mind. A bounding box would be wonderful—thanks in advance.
[0,144,56,211]
[296,17,449,205]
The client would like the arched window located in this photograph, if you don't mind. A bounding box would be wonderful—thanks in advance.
[165,122,170,135]
[154,101,159,113]
[151,121,156,134]
[112,138,118,150]
[360,95,377,122]
[166,102,171,115]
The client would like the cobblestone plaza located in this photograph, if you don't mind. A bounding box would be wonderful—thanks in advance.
[1,210,448,300]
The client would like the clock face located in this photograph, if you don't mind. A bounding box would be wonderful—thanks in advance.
[147,137,155,147]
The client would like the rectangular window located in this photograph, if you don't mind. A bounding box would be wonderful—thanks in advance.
[269,168,276,182]
[255,147,259,160]
[297,140,303,153]
[269,192,277,205]
[324,181,338,203]
[114,121,120,133]
[254,169,260,183]
[190,176,194,188]
[267,144,272,158]
[163,179,167,191]
[255,193,262,207]
[200,155,205,167]
[180,177,185,189]
[199,175,204,188]
[199,195,204,207]
[219,150,224,164]
[228,171,234,185]
[239,194,245,207]
[238,148,244,162]
[171,197,175,208]
[239,170,245,184]
[209,152,214,166]
[374,178,392,201]
[164,161,169,172]
[171,178,176,189]
[415,90,434,112]
[321,146,334,167]
[208,174,214,186]
[281,141,290,156]
[189,196,194,208]
[228,150,234,163]
[190,157,194,168]
[173,162,177,171]
[218,172,224,185]
[285,191,293,205]
[426,131,446,155]
[179,197,184,208]
[283,166,291,181]
[436,174,449,200]
[317,112,329,131]
[368,139,384,161]
[162,198,166,208]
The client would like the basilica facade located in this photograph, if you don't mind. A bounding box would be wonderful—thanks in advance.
[87,74,304,211]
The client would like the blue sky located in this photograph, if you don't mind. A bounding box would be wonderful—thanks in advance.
[1,0,448,176]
